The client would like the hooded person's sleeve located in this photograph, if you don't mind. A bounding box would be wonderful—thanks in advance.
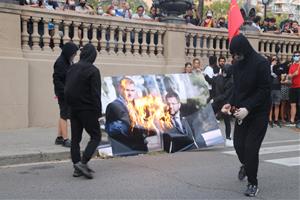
[243,60,271,112]
[90,68,102,117]
[53,59,66,99]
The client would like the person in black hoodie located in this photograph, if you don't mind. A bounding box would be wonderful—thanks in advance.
[211,64,234,147]
[221,34,271,197]
[65,44,102,179]
[53,42,78,147]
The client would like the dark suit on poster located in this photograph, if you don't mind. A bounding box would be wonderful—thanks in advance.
[105,98,148,154]
[163,115,198,153]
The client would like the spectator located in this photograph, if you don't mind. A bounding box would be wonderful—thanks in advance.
[280,61,291,124]
[63,0,76,11]
[281,22,292,34]
[203,55,218,102]
[47,0,59,10]
[252,16,262,31]
[192,58,202,73]
[121,1,132,19]
[184,8,200,26]
[261,18,270,32]
[218,56,226,73]
[132,5,152,21]
[290,21,299,35]
[201,10,215,28]
[184,62,193,73]
[149,6,158,21]
[287,51,300,126]
[268,18,278,31]
[216,17,227,28]
[269,56,283,128]
[75,0,94,15]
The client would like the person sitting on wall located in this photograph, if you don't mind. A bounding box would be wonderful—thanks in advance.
[162,91,198,153]
[105,77,148,152]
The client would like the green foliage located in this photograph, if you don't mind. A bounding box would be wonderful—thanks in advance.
[203,0,230,19]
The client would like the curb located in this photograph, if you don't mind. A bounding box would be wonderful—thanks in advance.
[0,151,71,167]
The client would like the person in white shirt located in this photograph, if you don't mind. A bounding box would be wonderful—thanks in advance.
[132,5,152,21]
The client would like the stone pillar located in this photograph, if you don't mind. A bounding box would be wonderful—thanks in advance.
[0,11,29,130]
[163,24,186,73]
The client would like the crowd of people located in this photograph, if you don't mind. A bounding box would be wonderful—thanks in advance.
[19,0,300,37]
[184,50,300,132]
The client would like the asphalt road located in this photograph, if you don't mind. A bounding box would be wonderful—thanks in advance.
[0,126,299,199]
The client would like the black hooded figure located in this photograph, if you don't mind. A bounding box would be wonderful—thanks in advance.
[53,42,78,147]
[222,34,271,197]
[65,43,102,179]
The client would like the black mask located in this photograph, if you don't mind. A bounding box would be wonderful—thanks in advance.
[80,2,86,7]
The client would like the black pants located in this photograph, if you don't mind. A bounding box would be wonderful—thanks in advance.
[70,110,101,164]
[233,114,268,185]
[212,102,231,139]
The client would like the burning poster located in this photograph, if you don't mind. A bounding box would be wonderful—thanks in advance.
[98,73,223,156]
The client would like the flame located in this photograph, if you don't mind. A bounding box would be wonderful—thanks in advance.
[126,95,172,135]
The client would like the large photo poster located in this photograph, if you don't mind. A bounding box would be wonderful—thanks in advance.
[98,73,223,156]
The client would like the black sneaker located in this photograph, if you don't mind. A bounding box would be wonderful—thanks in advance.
[73,168,83,177]
[55,136,64,145]
[268,121,274,128]
[62,139,71,148]
[238,165,246,181]
[274,121,281,128]
[74,162,93,179]
[244,184,259,197]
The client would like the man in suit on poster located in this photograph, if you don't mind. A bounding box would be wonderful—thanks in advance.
[163,91,198,153]
[105,77,148,153]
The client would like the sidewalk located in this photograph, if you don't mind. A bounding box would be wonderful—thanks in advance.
[0,124,298,167]
[0,127,108,166]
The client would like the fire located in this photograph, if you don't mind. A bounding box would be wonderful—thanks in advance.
[126,95,172,135]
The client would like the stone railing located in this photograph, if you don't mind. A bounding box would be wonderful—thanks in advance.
[0,3,299,130]
[20,7,166,58]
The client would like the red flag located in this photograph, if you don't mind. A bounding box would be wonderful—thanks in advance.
[228,0,244,43]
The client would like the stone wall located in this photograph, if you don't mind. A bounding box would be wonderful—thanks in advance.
[0,3,299,130]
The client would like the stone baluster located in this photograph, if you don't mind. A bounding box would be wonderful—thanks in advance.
[42,18,51,51]
[202,34,208,57]
[206,35,213,56]
[108,25,116,55]
[270,41,275,57]
[72,22,81,47]
[156,30,164,57]
[82,23,89,46]
[21,17,30,50]
[141,29,148,57]
[31,17,41,51]
[91,24,99,50]
[214,36,221,58]
[124,27,132,56]
[117,26,124,56]
[100,25,108,55]
[52,20,61,52]
[133,28,141,56]
[149,30,156,57]
[222,36,227,56]
[62,20,71,44]
[188,33,195,57]
[195,33,201,57]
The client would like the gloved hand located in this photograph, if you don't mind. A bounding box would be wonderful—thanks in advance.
[209,99,214,104]
[234,108,249,120]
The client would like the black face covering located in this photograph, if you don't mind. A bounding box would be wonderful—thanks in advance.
[80,2,86,7]
[229,34,255,61]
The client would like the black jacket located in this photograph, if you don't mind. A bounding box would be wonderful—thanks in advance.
[229,34,271,117]
[65,44,102,116]
[53,42,78,100]
[212,70,233,111]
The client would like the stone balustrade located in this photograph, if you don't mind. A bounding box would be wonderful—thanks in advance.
[0,3,299,130]
[20,7,166,58]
